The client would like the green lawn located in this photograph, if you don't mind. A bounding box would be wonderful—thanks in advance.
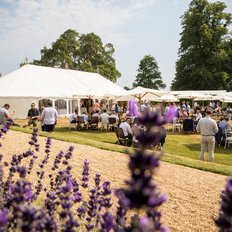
[11,120,232,176]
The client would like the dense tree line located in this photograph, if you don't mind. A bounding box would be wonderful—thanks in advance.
[29,29,121,82]
[171,0,232,90]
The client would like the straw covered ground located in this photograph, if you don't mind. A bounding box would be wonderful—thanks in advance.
[1,130,228,232]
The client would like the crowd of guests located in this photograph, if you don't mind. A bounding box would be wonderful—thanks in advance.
[0,99,231,153]
[22,101,58,133]
[0,101,58,133]
[69,108,119,130]
[68,99,167,148]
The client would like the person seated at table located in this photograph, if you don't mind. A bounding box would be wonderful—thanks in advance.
[218,117,231,135]
[132,119,144,147]
[193,109,202,127]
[25,103,40,127]
[119,117,133,146]
[80,112,89,125]
[108,111,119,124]
[181,101,186,110]
[0,104,12,125]
[70,109,78,124]
[100,109,109,130]
[186,102,191,115]
[92,110,100,119]
[178,109,188,122]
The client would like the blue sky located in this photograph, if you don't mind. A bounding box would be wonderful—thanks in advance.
[0,0,231,90]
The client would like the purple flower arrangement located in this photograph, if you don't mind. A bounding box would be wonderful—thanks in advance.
[0,109,175,231]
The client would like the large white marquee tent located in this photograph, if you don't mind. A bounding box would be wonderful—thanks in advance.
[0,64,126,118]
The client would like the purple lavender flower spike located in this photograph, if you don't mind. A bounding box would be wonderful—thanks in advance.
[100,212,114,232]
[164,104,177,123]
[137,111,165,127]
[81,160,90,188]
[117,109,168,231]
[95,173,101,187]
[128,100,139,116]
[28,127,40,151]
[0,209,8,232]
[17,166,27,178]
[215,177,232,231]
[0,119,13,149]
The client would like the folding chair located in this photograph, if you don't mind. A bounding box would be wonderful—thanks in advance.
[113,125,120,144]
[224,128,232,149]
[108,117,117,131]
[77,116,88,130]
[172,118,182,132]
[215,127,223,146]
[117,128,129,146]
[89,116,99,130]
[69,121,78,130]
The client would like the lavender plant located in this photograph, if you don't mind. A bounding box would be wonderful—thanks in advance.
[0,108,177,231]
[115,110,170,231]
[215,177,232,232]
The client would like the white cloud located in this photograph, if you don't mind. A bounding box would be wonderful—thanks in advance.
[0,0,156,75]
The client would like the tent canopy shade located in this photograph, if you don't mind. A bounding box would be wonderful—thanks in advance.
[116,86,167,101]
[0,64,126,118]
[154,94,180,102]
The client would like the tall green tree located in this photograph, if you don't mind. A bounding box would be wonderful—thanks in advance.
[33,29,80,70]
[133,55,166,89]
[32,29,121,82]
[223,38,232,91]
[171,0,232,90]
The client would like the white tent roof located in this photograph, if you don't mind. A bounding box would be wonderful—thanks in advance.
[0,64,126,98]
[154,94,180,102]
[116,86,168,101]
[170,90,227,95]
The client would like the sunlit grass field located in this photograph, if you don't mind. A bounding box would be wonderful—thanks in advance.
[13,118,232,176]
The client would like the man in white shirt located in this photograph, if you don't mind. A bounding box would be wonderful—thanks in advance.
[109,111,119,122]
[194,109,203,129]
[195,110,202,121]
[40,101,58,132]
[119,117,133,146]
[80,112,89,124]
[0,104,11,125]
[100,110,109,130]
[196,110,218,162]
[70,110,78,123]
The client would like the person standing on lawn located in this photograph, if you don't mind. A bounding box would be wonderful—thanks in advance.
[26,103,40,127]
[40,101,58,133]
[196,110,218,162]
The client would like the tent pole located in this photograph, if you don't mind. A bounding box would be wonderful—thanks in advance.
[77,99,81,115]
[66,99,69,115]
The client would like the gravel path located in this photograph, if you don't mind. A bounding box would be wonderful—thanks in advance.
[1,130,228,232]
